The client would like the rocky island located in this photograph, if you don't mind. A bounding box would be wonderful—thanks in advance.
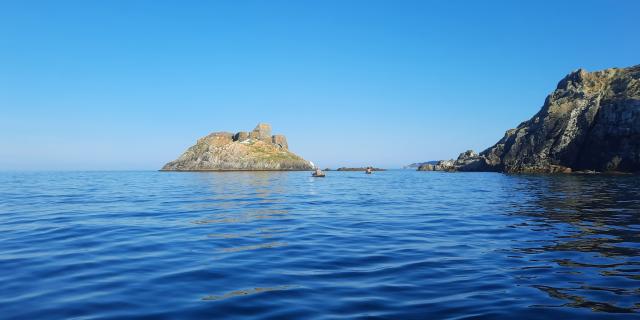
[161,123,314,171]
[420,64,640,173]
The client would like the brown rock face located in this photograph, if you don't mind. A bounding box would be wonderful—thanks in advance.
[198,132,234,146]
[161,123,313,171]
[421,65,640,173]
[272,135,288,150]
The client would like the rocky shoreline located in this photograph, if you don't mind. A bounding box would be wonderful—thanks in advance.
[419,65,640,174]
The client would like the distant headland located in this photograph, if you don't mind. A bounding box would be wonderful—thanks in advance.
[161,123,314,171]
[419,64,640,174]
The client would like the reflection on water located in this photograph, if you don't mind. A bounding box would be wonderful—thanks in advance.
[221,241,288,253]
[208,227,287,240]
[0,171,639,319]
[202,285,298,301]
[193,209,290,225]
[504,175,640,313]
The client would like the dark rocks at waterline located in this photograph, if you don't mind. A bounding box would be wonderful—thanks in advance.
[419,65,640,174]
[417,150,493,172]
[404,161,438,169]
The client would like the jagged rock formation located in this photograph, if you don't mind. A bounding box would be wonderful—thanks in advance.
[404,161,438,169]
[161,123,314,171]
[420,65,640,173]
[418,151,490,172]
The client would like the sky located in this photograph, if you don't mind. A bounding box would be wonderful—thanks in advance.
[1,0,639,170]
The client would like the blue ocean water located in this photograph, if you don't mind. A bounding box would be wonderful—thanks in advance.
[0,170,639,319]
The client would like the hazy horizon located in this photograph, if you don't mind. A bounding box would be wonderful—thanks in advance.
[2,1,639,170]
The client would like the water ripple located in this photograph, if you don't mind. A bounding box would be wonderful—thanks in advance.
[0,171,639,319]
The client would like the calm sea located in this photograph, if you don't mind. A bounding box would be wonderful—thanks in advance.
[1,171,639,319]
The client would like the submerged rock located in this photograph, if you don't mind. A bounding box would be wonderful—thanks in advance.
[161,123,314,171]
[421,65,640,173]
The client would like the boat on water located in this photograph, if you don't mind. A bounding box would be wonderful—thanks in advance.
[312,169,326,177]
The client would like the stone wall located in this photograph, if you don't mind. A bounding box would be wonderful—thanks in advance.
[252,123,272,139]
[231,123,288,149]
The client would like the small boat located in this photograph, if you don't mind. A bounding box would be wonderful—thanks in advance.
[312,169,326,177]
[365,167,373,174]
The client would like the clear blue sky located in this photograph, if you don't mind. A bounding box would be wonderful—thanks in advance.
[1,0,638,170]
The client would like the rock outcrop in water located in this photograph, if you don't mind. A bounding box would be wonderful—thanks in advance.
[419,65,640,173]
[161,123,314,171]
[418,151,491,172]
[336,167,386,171]
[404,161,438,169]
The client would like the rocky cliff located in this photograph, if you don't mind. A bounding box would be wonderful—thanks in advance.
[420,65,640,173]
[161,123,314,171]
